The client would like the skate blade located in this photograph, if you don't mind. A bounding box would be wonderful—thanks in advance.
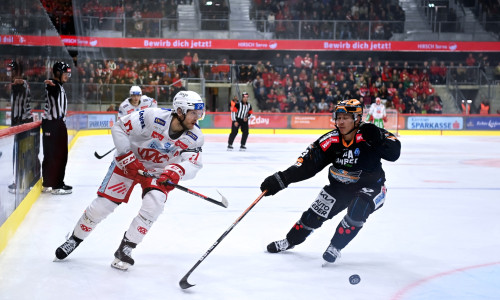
[321,260,334,268]
[53,257,63,262]
[111,258,131,271]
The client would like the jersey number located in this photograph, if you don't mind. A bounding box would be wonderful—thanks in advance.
[124,120,133,133]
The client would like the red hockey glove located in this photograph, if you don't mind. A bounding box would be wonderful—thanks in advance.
[369,115,374,122]
[158,164,183,192]
[383,116,388,122]
[115,151,146,177]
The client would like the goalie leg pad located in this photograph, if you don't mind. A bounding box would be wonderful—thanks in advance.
[124,190,166,244]
[73,196,119,240]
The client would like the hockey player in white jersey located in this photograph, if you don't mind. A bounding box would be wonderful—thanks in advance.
[118,85,157,117]
[366,97,387,128]
[55,90,205,270]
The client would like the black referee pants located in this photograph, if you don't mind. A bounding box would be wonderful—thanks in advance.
[42,119,68,188]
[228,120,249,146]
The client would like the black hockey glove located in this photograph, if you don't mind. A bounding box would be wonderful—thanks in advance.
[360,123,384,147]
[260,172,288,196]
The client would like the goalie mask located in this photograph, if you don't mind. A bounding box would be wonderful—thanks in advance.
[173,90,205,119]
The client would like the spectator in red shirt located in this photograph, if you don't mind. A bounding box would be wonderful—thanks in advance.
[293,55,303,69]
[429,60,441,84]
[466,53,476,66]
[394,97,406,113]
[183,51,192,66]
[438,61,447,83]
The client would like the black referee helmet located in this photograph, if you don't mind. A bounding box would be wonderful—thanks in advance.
[52,61,72,78]
[8,60,22,77]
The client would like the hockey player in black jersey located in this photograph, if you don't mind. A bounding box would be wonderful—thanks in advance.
[260,99,401,264]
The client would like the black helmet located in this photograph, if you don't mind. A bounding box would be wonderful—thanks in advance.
[52,61,71,77]
[8,60,18,71]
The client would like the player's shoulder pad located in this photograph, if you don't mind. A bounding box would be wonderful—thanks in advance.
[318,129,340,151]
[382,128,399,142]
[137,107,166,130]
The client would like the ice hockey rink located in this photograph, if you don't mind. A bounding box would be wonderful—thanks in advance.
[1,133,499,300]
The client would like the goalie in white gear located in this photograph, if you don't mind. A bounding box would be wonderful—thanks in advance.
[55,90,205,270]
[117,85,157,117]
[366,97,387,128]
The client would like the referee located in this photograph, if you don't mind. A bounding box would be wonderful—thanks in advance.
[227,91,253,151]
[9,60,33,126]
[42,61,72,195]
[8,60,34,193]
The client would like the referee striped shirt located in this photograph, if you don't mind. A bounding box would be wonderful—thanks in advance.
[11,80,33,125]
[231,102,253,121]
[44,79,68,120]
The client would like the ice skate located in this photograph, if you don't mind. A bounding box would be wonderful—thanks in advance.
[54,233,82,260]
[227,144,234,151]
[322,244,341,266]
[111,233,137,271]
[239,145,247,151]
[52,184,72,195]
[8,183,16,194]
[267,238,294,253]
[42,186,52,193]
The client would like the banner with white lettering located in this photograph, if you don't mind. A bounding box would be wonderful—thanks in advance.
[291,115,336,129]
[407,116,463,130]
[2,34,500,52]
[465,116,500,130]
[87,114,116,129]
[213,114,288,128]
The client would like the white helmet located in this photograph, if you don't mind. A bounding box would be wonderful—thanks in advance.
[130,85,142,96]
[173,90,205,115]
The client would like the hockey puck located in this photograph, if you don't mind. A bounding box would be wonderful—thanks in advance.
[349,274,361,285]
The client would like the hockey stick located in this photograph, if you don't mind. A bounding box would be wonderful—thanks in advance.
[179,190,267,289]
[138,170,229,208]
[94,147,116,159]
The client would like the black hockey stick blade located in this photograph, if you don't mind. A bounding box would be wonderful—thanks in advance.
[94,147,116,159]
[138,170,229,208]
[178,190,267,289]
[179,273,195,289]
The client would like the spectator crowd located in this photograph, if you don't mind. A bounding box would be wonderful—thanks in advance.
[236,53,448,115]
[2,52,498,115]
[251,0,405,40]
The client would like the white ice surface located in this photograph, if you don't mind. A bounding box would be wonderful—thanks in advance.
[1,134,499,300]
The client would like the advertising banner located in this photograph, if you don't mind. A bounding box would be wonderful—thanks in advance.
[407,116,463,130]
[213,113,288,128]
[248,114,288,128]
[465,116,500,130]
[291,115,336,129]
[2,34,500,52]
[87,114,116,129]
[198,114,213,128]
